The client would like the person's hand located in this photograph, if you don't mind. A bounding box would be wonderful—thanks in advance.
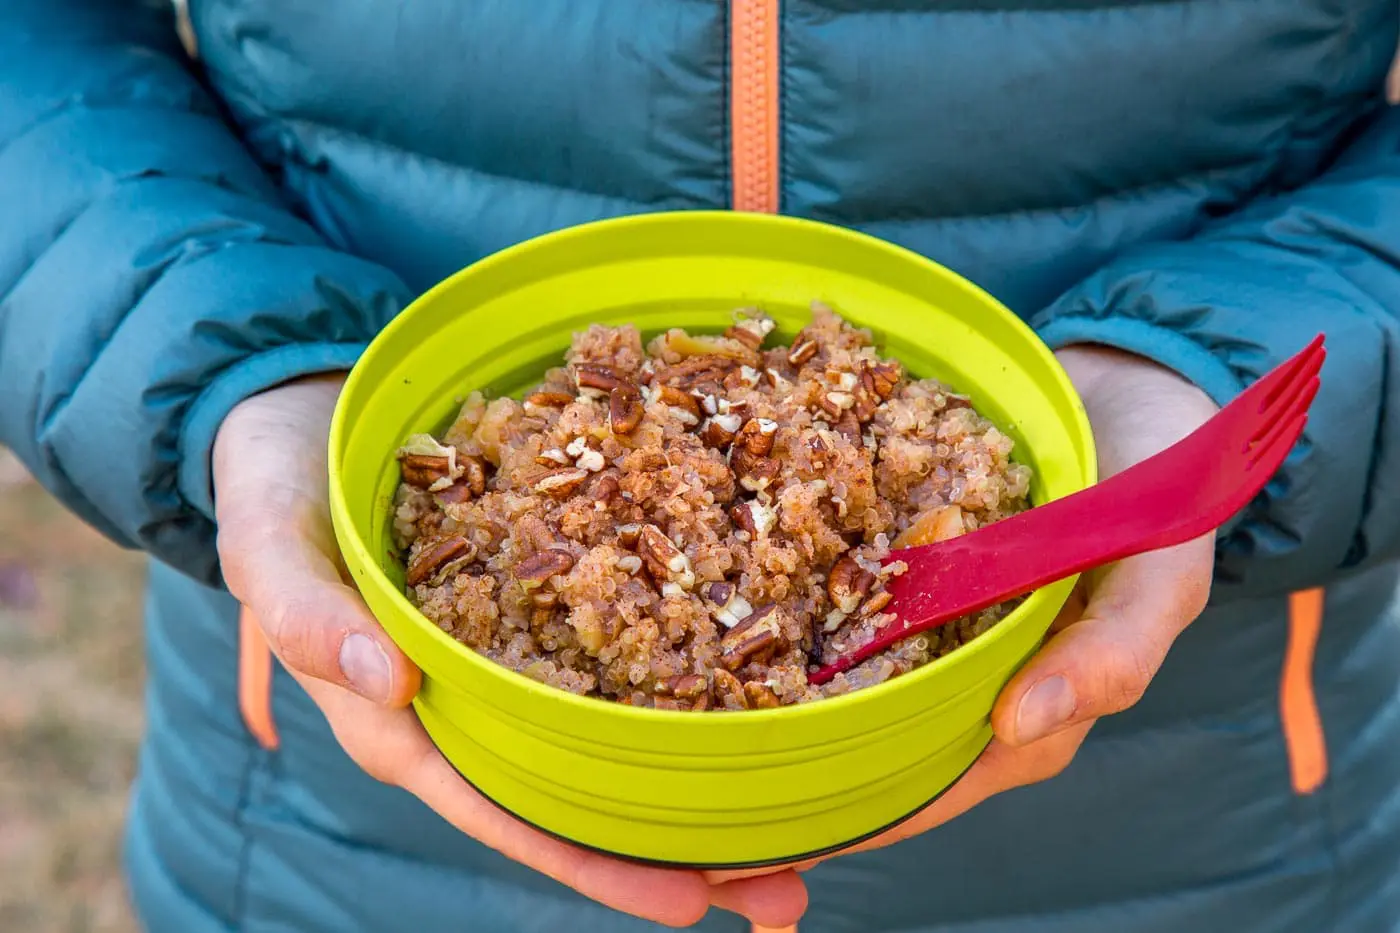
[710,344,1220,880]
[211,374,809,929]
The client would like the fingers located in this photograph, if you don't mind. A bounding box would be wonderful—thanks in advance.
[213,378,420,707]
[293,670,807,928]
[993,533,1214,746]
[709,871,809,929]
[219,503,421,705]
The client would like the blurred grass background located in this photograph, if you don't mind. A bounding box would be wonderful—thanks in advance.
[0,449,145,932]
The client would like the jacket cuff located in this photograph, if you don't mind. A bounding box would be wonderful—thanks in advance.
[178,341,368,520]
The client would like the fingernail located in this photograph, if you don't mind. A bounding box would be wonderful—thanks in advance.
[339,633,393,703]
[1015,675,1076,744]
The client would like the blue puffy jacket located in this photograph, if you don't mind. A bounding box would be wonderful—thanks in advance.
[5,1,1400,930]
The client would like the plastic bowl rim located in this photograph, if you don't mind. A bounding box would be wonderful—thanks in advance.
[327,210,1098,728]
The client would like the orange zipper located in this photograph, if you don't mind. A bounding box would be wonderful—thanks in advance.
[1282,589,1328,794]
[730,0,781,212]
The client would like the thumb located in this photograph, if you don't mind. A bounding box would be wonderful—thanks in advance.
[218,498,421,707]
[991,533,1214,746]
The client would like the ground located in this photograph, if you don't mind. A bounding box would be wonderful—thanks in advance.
[0,449,145,933]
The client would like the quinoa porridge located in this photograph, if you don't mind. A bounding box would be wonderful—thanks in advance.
[391,303,1032,710]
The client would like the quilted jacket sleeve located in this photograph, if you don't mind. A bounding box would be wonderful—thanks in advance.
[0,0,412,586]
[1035,104,1400,597]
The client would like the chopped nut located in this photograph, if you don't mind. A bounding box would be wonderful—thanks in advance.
[832,371,859,392]
[820,391,856,418]
[523,390,575,414]
[668,673,708,700]
[456,456,486,496]
[764,368,793,391]
[531,591,559,609]
[617,554,643,574]
[858,590,893,618]
[617,523,643,548]
[406,535,474,586]
[787,339,818,366]
[703,581,733,605]
[862,360,902,400]
[720,605,787,671]
[713,668,748,709]
[399,453,453,490]
[576,448,606,472]
[657,385,701,419]
[724,315,775,351]
[536,448,571,466]
[575,363,626,394]
[743,681,781,709]
[827,554,876,614]
[655,356,738,389]
[698,412,743,449]
[703,582,754,629]
[734,418,778,456]
[587,473,620,508]
[738,365,761,388]
[943,391,974,410]
[609,384,644,434]
[731,447,781,493]
[515,549,575,587]
[533,467,589,497]
[637,524,696,590]
[433,480,476,507]
[729,501,776,539]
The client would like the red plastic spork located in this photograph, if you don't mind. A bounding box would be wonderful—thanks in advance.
[809,335,1326,686]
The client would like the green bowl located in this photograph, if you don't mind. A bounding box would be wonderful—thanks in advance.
[328,211,1096,868]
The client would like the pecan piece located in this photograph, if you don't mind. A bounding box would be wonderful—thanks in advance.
[536,448,571,466]
[862,360,902,400]
[787,338,819,367]
[637,524,696,590]
[533,467,589,497]
[609,384,644,434]
[656,385,701,424]
[523,390,575,414]
[514,549,575,587]
[434,480,475,507]
[655,356,738,389]
[399,453,452,490]
[460,455,488,496]
[819,391,856,419]
[574,363,626,394]
[743,681,781,709]
[698,412,744,449]
[666,673,709,700]
[720,605,788,671]
[616,523,643,549]
[406,535,474,587]
[858,590,894,618]
[713,668,748,709]
[827,554,876,614]
[723,316,775,351]
[731,447,781,493]
[729,500,777,540]
[942,391,974,411]
[702,581,755,628]
[734,418,778,456]
[587,472,621,509]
